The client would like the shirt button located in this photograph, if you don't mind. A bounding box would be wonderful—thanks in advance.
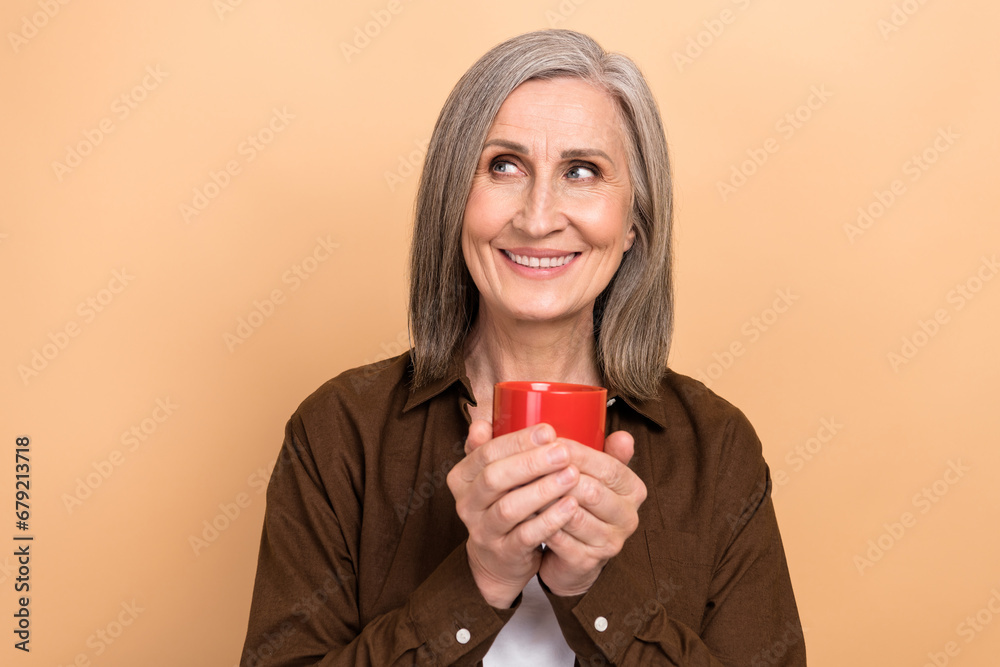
[594,616,608,632]
[456,628,471,644]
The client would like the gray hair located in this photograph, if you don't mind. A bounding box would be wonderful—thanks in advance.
[408,29,673,401]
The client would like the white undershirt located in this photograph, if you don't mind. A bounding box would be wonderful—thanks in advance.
[483,576,576,666]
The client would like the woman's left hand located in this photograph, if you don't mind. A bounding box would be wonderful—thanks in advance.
[536,431,647,597]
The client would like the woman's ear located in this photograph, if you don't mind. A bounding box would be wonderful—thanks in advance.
[624,224,636,253]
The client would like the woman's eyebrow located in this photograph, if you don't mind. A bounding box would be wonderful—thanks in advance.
[560,147,614,164]
[482,139,529,153]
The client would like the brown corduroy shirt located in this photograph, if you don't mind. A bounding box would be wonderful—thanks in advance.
[240,350,805,666]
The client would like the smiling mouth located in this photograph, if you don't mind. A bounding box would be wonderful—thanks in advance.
[503,250,578,269]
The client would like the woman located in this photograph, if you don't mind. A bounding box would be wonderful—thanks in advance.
[241,30,804,666]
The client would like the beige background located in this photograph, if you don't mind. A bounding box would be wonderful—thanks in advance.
[2,0,998,665]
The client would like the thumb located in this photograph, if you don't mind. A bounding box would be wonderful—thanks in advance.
[603,430,635,466]
[465,419,493,455]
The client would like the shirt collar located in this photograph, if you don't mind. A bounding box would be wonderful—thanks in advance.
[606,387,668,429]
[403,346,667,429]
[402,348,476,413]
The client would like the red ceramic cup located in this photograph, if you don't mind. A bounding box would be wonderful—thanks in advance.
[492,381,607,451]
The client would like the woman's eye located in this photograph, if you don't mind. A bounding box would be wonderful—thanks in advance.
[567,165,597,179]
[491,160,519,174]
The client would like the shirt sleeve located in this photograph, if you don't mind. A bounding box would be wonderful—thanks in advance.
[239,413,516,667]
[539,413,806,666]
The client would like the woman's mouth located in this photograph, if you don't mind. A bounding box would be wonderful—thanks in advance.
[502,250,578,269]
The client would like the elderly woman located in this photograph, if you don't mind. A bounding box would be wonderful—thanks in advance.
[241,30,804,666]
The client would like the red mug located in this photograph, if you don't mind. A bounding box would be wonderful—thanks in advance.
[492,381,607,451]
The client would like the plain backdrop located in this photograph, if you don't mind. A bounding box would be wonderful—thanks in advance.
[2,1,999,665]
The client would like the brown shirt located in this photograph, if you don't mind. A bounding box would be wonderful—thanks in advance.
[240,350,805,666]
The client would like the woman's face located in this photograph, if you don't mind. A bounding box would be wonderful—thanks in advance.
[461,77,635,331]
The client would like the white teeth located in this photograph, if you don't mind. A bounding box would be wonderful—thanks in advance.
[504,250,575,268]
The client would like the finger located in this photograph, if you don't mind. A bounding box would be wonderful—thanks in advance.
[543,497,634,558]
[563,473,641,530]
[465,419,493,455]
[540,511,615,561]
[468,441,571,510]
[461,423,557,482]
[507,494,579,551]
[563,439,641,498]
[486,465,579,532]
[545,520,597,553]
[543,528,616,570]
[603,430,634,466]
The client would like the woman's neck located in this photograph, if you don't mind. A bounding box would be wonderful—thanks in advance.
[463,309,602,420]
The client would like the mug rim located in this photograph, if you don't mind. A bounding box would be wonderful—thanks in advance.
[494,380,606,394]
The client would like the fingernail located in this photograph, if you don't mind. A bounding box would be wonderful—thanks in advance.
[547,445,568,465]
[533,424,555,445]
[556,467,575,484]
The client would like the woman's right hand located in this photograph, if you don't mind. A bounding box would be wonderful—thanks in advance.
[447,420,581,608]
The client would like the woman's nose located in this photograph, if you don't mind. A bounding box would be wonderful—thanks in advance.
[511,178,567,238]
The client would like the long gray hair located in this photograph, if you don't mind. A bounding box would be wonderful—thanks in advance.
[408,29,673,401]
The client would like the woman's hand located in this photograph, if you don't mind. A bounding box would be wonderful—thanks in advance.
[537,430,647,597]
[447,419,582,608]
